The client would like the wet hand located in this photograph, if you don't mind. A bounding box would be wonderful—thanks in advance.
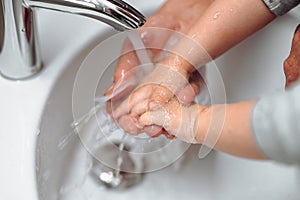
[111,64,195,135]
[138,97,205,144]
[105,0,212,136]
[105,0,212,97]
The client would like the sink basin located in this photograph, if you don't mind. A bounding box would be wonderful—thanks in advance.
[0,1,300,199]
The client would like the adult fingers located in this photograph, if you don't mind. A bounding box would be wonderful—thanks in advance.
[105,38,140,96]
[177,68,206,105]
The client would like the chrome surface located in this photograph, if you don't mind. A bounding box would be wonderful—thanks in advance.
[0,1,3,53]
[90,142,144,189]
[0,0,146,80]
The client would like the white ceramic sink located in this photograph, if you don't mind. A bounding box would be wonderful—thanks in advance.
[0,1,300,199]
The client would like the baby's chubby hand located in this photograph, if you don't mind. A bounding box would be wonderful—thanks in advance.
[138,97,206,144]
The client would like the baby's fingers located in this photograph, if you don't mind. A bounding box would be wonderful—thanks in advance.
[143,125,164,137]
[139,109,167,128]
[148,86,174,109]
[112,84,152,119]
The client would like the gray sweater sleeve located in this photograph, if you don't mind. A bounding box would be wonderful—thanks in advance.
[252,82,300,164]
[262,0,300,16]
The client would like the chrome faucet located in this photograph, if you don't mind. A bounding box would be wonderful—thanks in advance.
[0,0,146,80]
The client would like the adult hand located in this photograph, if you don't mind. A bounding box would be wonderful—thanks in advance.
[106,0,212,95]
[284,24,300,88]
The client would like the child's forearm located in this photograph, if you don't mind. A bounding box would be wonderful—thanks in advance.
[196,100,266,159]
[139,97,266,159]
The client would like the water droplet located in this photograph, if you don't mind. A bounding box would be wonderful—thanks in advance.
[213,12,220,20]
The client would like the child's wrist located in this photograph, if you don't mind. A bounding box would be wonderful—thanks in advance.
[192,104,211,144]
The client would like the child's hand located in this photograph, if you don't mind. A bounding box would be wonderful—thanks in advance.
[138,97,205,144]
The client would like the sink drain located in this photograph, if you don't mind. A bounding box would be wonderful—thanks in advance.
[89,142,144,189]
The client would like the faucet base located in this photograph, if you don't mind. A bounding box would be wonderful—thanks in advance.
[0,0,42,80]
[0,0,145,80]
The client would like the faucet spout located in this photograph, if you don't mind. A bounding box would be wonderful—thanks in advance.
[25,0,146,31]
[0,0,146,80]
